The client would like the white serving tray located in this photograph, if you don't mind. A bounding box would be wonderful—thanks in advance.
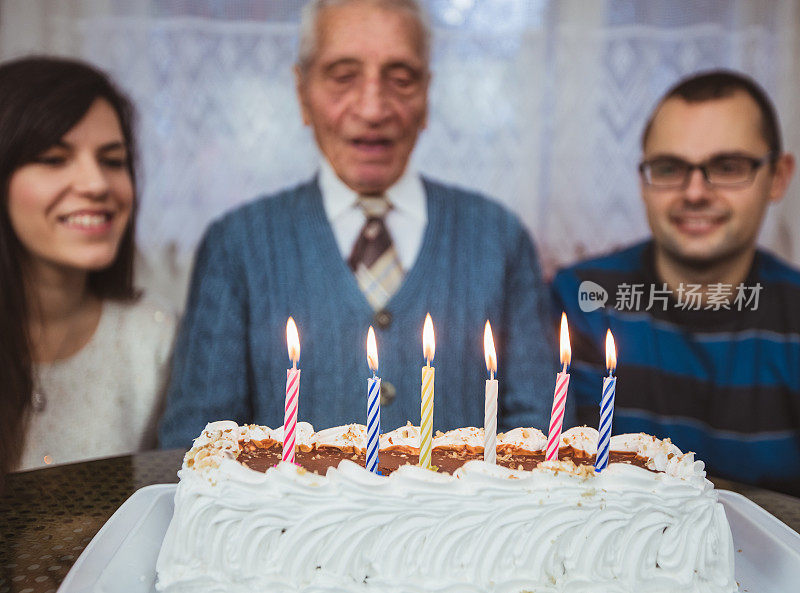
[57,485,800,593]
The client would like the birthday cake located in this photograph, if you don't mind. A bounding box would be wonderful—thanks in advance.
[155,422,736,593]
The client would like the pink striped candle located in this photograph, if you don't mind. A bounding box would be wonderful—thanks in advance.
[546,313,571,461]
[283,317,301,464]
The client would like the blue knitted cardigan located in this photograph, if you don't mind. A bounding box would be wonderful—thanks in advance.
[159,177,564,449]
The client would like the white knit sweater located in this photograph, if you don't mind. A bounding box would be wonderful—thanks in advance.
[17,297,177,471]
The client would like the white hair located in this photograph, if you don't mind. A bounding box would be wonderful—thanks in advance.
[297,0,432,73]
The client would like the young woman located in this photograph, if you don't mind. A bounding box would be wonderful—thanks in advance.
[0,57,176,486]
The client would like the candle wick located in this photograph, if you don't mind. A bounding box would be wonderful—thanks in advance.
[490,370,495,381]
[426,358,431,368]
[292,360,297,371]
[372,370,377,380]
[561,363,568,374]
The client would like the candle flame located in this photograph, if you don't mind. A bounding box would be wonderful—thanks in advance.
[286,316,300,364]
[422,313,435,363]
[606,329,616,374]
[559,312,571,368]
[483,320,497,374]
[367,326,379,373]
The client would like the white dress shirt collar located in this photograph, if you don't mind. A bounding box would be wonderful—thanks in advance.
[319,160,426,221]
[319,159,358,222]
[319,160,427,272]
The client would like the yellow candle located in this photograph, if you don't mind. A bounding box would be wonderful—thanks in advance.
[420,313,436,469]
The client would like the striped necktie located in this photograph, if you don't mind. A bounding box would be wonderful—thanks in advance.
[347,195,405,310]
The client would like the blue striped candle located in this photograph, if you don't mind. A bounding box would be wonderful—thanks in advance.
[366,327,381,474]
[367,376,381,473]
[595,330,617,473]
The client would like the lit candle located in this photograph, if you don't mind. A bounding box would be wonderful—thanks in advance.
[283,317,301,464]
[419,313,436,469]
[595,330,617,473]
[483,320,498,464]
[366,326,381,474]
[546,313,571,461]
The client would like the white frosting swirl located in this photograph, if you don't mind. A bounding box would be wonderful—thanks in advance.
[264,421,316,450]
[380,423,420,450]
[314,424,368,451]
[432,426,484,450]
[561,426,599,453]
[496,427,547,452]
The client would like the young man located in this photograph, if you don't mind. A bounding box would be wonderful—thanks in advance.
[160,0,559,448]
[552,70,799,495]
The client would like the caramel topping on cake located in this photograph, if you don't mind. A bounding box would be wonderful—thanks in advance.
[236,442,655,476]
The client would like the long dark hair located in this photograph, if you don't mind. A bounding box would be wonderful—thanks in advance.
[0,56,139,487]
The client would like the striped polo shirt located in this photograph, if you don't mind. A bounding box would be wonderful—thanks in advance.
[551,241,800,496]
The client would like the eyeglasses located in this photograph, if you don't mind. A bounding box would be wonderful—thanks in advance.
[639,152,776,189]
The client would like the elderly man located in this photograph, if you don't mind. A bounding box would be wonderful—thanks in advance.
[160,0,558,448]
[552,70,799,495]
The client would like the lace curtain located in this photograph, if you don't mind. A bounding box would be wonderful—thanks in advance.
[2,0,798,309]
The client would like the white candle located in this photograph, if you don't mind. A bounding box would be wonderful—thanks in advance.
[483,321,498,464]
